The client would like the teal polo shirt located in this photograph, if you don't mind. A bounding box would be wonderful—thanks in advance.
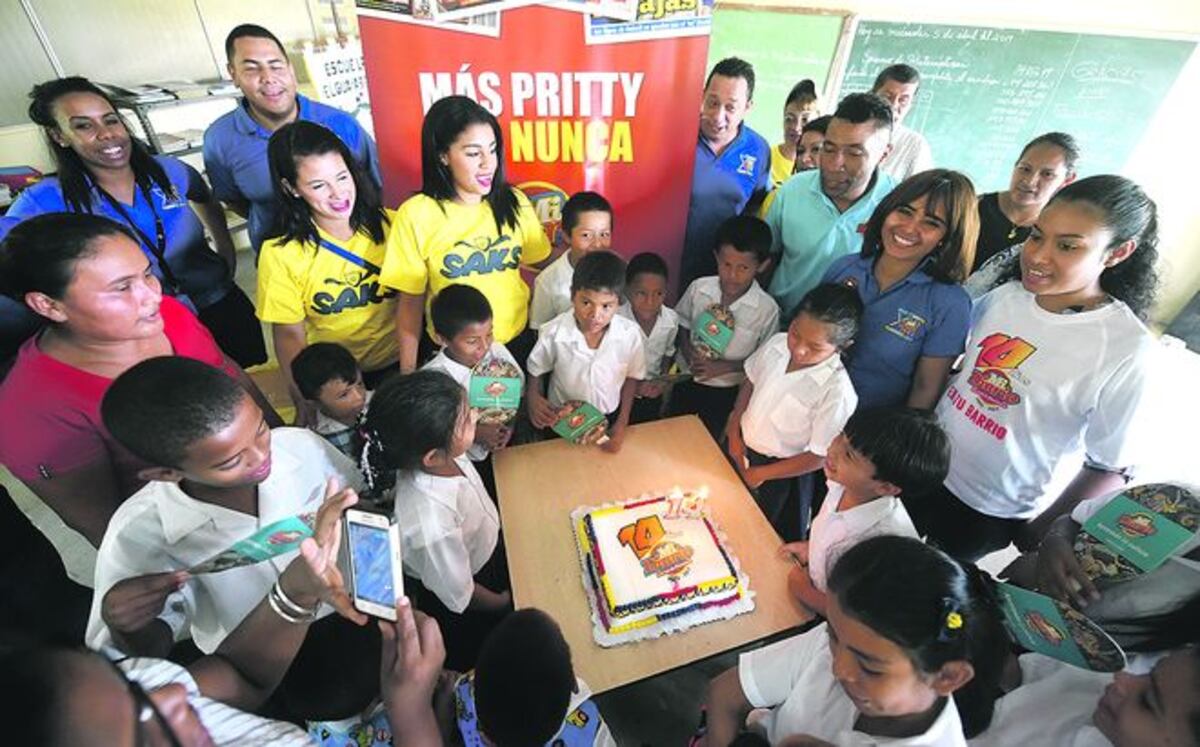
[765,169,894,316]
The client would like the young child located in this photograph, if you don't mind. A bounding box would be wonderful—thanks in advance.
[528,191,614,330]
[702,535,1008,746]
[670,215,781,439]
[291,341,372,462]
[794,115,831,173]
[362,369,508,670]
[423,284,525,495]
[725,283,861,542]
[617,252,680,424]
[86,356,364,658]
[446,608,616,746]
[526,251,647,453]
[781,407,951,616]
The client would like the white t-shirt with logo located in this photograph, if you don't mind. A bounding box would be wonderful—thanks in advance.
[936,282,1155,519]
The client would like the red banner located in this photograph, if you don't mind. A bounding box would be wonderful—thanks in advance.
[358,3,711,286]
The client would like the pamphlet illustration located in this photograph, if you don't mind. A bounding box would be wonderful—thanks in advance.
[996,582,1126,672]
[189,514,316,574]
[552,400,608,444]
[1074,483,1199,585]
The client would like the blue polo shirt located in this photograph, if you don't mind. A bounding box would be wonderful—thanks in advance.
[680,124,770,290]
[202,94,381,252]
[821,252,971,408]
[766,169,894,317]
[0,156,233,310]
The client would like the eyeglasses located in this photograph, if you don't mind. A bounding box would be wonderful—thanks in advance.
[105,658,185,747]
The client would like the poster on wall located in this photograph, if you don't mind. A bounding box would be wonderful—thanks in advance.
[356,1,711,285]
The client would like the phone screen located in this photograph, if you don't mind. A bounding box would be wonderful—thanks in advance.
[348,522,396,606]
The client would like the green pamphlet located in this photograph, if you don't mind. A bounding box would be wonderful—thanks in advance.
[996,582,1125,672]
[1074,483,1200,585]
[189,513,316,574]
[551,400,607,444]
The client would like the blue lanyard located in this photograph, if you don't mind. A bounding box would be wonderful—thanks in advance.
[317,237,380,277]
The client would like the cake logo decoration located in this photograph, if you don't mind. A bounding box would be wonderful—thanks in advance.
[617,515,694,580]
[1023,610,1066,647]
[1116,512,1157,538]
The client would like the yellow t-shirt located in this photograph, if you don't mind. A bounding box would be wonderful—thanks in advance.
[769,144,794,189]
[256,213,400,372]
[380,190,552,343]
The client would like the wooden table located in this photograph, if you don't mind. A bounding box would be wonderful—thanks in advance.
[495,415,811,694]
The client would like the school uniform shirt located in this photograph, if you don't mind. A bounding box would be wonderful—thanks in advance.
[740,623,967,746]
[256,217,399,372]
[741,334,857,460]
[86,429,362,654]
[422,342,524,461]
[675,276,781,389]
[529,250,576,330]
[617,303,680,377]
[0,297,238,494]
[767,169,895,317]
[974,193,1030,273]
[807,481,919,592]
[114,654,313,746]
[393,455,500,613]
[1066,489,1200,646]
[203,94,380,252]
[0,155,234,310]
[680,124,771,287]
[381,191,552,344]
[968,653,1109,747]
[881,124,934,182]
[936,282,1156,520]
[526,310,647,414]
[769,144,795,189]
[822,253,971,409]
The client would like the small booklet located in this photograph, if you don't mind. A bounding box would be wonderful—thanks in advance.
[996,582,1126,672]
[551,400,608,444]
[469,357,523,425]
[1074,483,1200,586]
[189,513,316,574]
[692,303,735,359]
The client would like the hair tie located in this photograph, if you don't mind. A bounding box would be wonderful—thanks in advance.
[937,597,965,642]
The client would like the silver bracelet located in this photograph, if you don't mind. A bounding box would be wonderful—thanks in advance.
[274,580,320,617]
[269,582,318,624]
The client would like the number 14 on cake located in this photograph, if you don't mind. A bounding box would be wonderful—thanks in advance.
[571,488,755,647]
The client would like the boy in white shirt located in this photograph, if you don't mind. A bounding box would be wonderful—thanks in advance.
[670,215,781,439]
[617,251,681,424]
[726,283,861,542]
[782,406,951,616]
[528,191,614,330]
[423,284,525,496]
[362,369,508,670]
[527,251,647,453]
[87,357,363,659]
[446,608,617,746]
[291,341,372,463]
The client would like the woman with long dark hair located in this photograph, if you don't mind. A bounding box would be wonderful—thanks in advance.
[258,121,397,419]
[2,76,265,366]
[379,95,552,372]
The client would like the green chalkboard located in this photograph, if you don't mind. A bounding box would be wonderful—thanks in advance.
[706,7,846,147]
[838,21,1196,192]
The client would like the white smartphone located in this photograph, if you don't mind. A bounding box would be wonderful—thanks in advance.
[343,509,404,621]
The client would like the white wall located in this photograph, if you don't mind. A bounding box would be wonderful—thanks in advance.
[724,0,1200,328]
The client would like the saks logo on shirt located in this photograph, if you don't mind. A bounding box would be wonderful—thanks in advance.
[440,235,523,279]
[967,333,1037,410]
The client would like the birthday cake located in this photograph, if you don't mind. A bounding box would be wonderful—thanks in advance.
[571,489,754,646]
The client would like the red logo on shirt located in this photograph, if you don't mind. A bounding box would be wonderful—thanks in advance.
[968,333,1037,411]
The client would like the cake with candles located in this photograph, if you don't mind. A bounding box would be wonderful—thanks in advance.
[571,488,754,646]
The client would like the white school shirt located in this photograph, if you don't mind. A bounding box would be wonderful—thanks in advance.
[881,124,934,182]
[526,310,647,414]
[87,429,362,654]
[935,282,1156,519]
[392,455,500,613]
[808,481,919,592]
[675,276,781,388]
[1066,489,1200,642]
[617,302,680,377]
[740,624,967,746]
[529,251,575,329]
[741,333,857,459]
[116,654,314,746]
[422,342,524,461]
[968,653,1110,747]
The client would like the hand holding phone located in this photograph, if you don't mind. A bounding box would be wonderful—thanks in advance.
[344,509,404,621]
